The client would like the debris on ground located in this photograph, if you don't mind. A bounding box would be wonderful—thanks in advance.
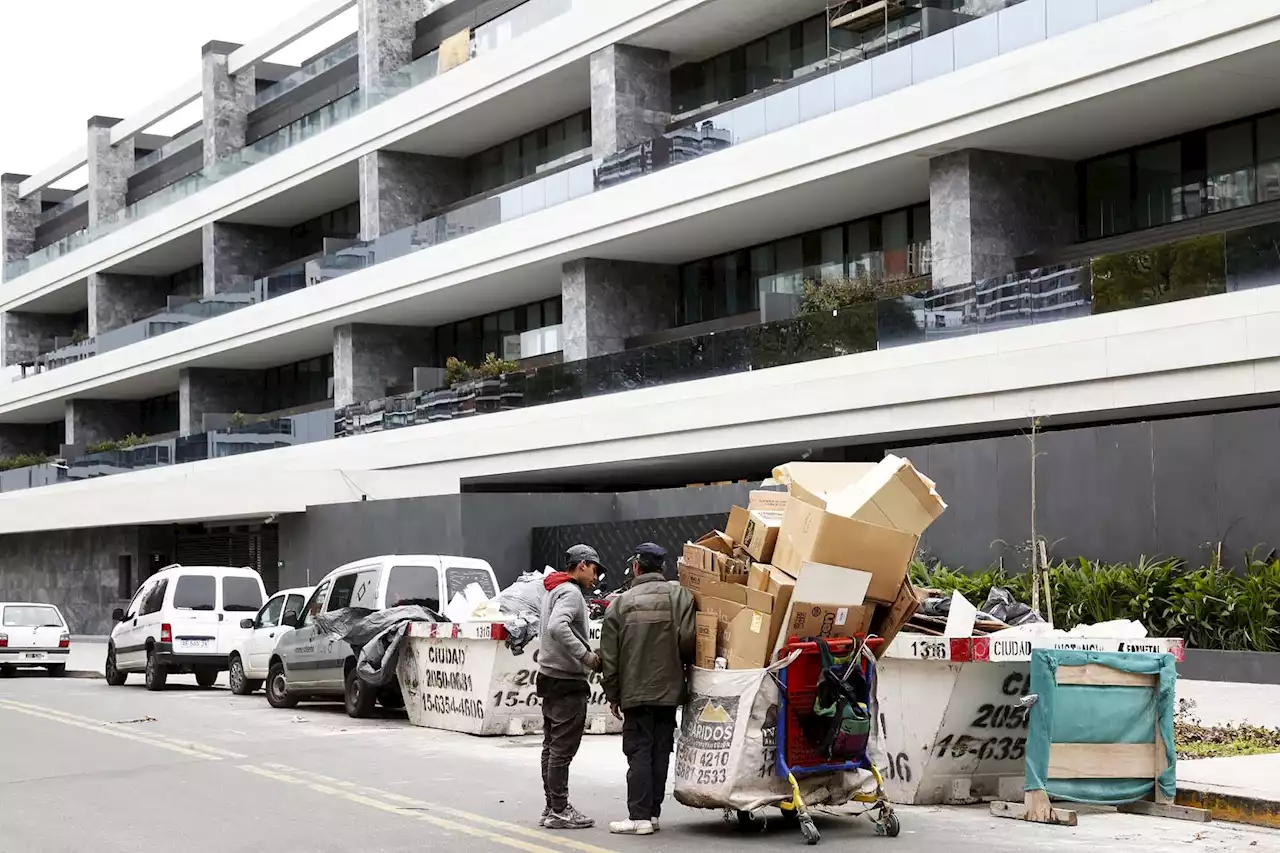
[110,716,156,725]
[1175,698,1280,760]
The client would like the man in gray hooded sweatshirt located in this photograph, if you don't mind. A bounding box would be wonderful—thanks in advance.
[537,544,604,830]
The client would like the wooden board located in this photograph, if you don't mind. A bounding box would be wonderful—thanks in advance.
[1048,743,1159,779]
[1117,800,1210,823]
[990,795,1078,827]
[438,28,471,72]
[1055,664,1157,688]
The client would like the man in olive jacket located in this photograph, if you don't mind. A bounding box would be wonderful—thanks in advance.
[600,543,696,836]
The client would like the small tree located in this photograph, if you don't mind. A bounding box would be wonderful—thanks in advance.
[445,357,473,386]
[477,352,519,378]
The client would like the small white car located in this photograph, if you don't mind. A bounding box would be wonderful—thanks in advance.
[105,564,268,691]
[227,586,313,695]
[0,602,71,677]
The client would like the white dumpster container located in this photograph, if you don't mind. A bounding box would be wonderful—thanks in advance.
[874,633,1185,805]
[398,620,624,736]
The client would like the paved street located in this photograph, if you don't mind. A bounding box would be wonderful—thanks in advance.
[1,674,1277,853]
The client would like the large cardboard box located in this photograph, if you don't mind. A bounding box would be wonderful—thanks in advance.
[742,509,784,562]
[868,578,925,650]
[773,456,946,537]
[772,497,917,603]
[695,612,718,669]
[679,563,747,604]
[682,543,716,573]
[694,595,779,670]
[680,547,747,583]
[771,462,878,509]
[748,490,789,513]
[784,601,874,642]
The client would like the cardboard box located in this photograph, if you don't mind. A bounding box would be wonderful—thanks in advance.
[747,563,770,592]
[773,457,946,537]
[679,563,747,604]
[759,565,795,619]
[772,462,878,509]
[681,547,747,583]
[742,509,784,562]
[695,530,735,555]
[726,507,749,544]
[694,596,779,670]
[748,490,789,513]
[695,612,718,669]
[772,497,917,604]
[682,543,715,573]
[868,578,925,651]
[784,601,874,641]
[713,551,750,583]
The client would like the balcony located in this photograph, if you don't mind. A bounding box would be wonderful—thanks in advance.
[3,218,1278,495]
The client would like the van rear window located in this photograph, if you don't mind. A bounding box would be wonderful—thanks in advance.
[386,566,440,611]
[446,566,497,601]
[223,577,264,612]
[173,575,216,611]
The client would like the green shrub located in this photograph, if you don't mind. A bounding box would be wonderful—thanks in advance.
[910,554,1280,652]
[0,453,53,472]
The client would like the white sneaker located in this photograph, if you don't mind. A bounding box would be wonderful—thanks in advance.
[609,820,654,836]
[651,818,660,832]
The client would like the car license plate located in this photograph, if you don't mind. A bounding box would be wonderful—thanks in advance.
[24,652,46,660]
[180,639,212,651]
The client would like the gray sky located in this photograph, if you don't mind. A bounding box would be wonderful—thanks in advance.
[0,0,358,189]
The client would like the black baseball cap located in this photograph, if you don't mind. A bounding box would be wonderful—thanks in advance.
[566,544,607,575]
[632,542,667,570]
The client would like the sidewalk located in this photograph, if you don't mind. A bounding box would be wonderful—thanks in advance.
[1178,679,1280,727]
[67,636,107,676]
[1178,753,1280,829]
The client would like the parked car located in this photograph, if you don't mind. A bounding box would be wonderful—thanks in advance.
[105,564,268,691]
[228,586,313,695]
[267,555,498,717]
[0,602,71,677]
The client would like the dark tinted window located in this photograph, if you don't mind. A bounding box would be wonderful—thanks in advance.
[386,566,440,611]
[285,594,306,617]
[327,574,358,611]
[446,566,497,601]
[301,580,331,627]
[223,577,263,612]
[173,575,216,611]
[142,579,169,615]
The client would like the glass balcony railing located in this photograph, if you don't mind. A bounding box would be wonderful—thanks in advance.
[2,0,588,283]
[38,188,89,225]
[131,124,204,175]
[3,216,1277,495]
[255,36,359,109]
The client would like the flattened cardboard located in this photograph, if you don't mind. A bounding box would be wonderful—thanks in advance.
[682,543,715,573]
[695,612,718,669]
[679,564,747,604]
[726,506,749,544]
[823,455,947,536]
[742,509,783,562]
[772,497,916,603]
[771,462,878,509]
[790,562,871,608]
[785,601,874,641]
[868,578,924,651]
[695,530,734,555]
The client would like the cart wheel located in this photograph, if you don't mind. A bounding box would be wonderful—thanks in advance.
[800,815,821,845]
[879,811,900,838]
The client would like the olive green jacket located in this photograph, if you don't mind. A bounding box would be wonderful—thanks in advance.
[600,573,696,709]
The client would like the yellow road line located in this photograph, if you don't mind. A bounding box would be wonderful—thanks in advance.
[0,699,244,760]
[260,762,618,853]
[241,765,583,853]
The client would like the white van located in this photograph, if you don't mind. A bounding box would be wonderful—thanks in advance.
[268,555,498,717]
[105,564,268,691]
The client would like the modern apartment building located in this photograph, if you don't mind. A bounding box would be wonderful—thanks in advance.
[4,0,1280,630]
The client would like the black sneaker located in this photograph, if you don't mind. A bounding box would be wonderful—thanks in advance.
[538,808,551,827]
[544,805,594,829]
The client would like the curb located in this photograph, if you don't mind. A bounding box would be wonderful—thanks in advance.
[67,670,103,680]
[1176,787,1280,830]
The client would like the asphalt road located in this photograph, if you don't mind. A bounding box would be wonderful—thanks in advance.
[1,672,1277,853]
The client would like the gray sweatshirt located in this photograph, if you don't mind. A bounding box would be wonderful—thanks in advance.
[538,579,592,682]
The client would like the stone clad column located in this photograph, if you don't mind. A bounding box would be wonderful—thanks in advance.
[561,259,678,361]
[202,221,299,298]
[202,41,256,170]
[179,367,266,435]
[358,151,469,240]
[590,45,672,160]
[2,312,79,368]
[358,0,420,93]
[0,424,52,458]
[929,149,1077,289]
[333,323,434,407]
[64,399,144,448]
[88,273,171,337]
[86,116,135,227]
[1,173,40,268]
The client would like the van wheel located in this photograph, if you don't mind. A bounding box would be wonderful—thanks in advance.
[229,655,260,695]
[266,662,298,709]
[105,647,127,686]
[195,667,219,688]
[145,651,168,691]
[345,669,376,719]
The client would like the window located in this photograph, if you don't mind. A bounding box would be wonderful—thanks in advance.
[125,585,148,619]
[385,566,440,611]
[142,579,169,615]
[262,354,335,413]
[1258,114,1280,203]
[173,575,216,611]
[466,110,592,196]
[223,577,263,612]
[1084,154,1132,240]
[284,593,306,619]
[301,579,331,627]
[140,392,179,437]
[436,297,564,366]
[446,566,497,602]
[2,606,63,628]
[327,573,359,611]
[256,595,285,630]
[117,555,133,600]
[1206,122,1255,214]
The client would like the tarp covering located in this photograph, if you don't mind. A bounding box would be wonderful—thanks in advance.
[316,605,444,687]
[1025,649,1176,805]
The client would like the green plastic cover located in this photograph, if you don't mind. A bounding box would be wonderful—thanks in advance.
[1024,649,1176,805]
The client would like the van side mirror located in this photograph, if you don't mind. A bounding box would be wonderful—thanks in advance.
[282,610,300,629]
[240,618,255,629]
[112,608,125,622]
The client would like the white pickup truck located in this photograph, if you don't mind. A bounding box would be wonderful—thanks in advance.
[266,555,498,717]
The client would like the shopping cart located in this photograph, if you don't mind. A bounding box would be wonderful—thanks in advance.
[774,636,898,844]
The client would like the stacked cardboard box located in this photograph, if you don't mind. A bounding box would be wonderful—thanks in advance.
[678,457,945,669]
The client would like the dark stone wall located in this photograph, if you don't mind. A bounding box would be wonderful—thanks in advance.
[0,527,138,635]
[893,407,1280,570]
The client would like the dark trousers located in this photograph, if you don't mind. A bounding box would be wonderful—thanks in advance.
[622,705,678,821]
[541,690,588,814]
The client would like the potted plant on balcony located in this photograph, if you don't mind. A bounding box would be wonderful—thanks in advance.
[476,353,520,414]
[446,356,477,418]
